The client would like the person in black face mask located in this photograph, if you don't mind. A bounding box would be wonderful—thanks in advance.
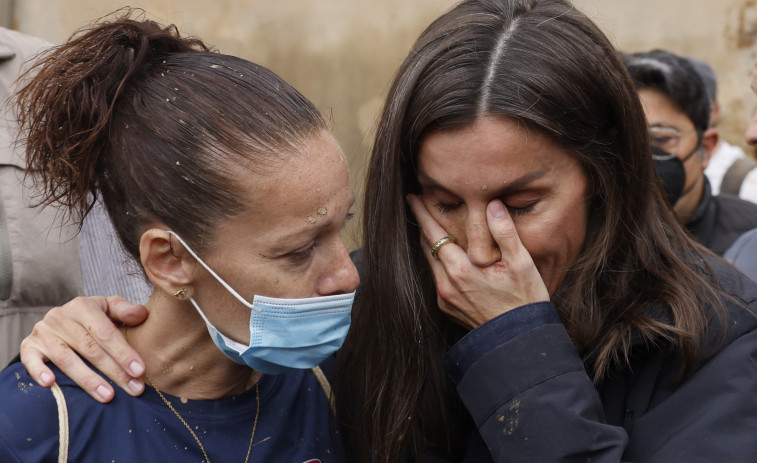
[651,146,686,206]
[623,49,757,256]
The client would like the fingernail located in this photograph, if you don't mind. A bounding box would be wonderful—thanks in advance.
[40,372,52,385]
[128,379,144,395]
[129,361,144,377]
[489,200,507,219]
[96,384,112,401]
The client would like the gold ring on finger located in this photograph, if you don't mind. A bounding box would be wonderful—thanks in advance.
[430,236,456,260]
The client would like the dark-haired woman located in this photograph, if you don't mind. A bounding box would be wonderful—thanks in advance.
[0,11,357,462]
[332,0,757,461]
[16,0,757,462]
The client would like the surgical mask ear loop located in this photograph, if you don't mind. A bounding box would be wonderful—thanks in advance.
[167,231,257,311]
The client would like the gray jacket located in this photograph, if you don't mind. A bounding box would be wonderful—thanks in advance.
[724,227,757,282]
[0,27,84,366]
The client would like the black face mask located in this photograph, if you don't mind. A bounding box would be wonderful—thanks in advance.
[653,146,686,206]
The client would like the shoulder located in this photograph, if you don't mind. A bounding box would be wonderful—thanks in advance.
[0,362,60,461]
[710,195,757,249]
[739,168,757,203]
[0,27,50,56]
[0,361,60,415]
[713,194,757,225]
[706,255,757,305]
[267,358,335,412]
[724,229,757,282]
[701,255,757,344]
[0,27,51,93]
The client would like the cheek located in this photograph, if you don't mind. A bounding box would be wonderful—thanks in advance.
[420,198,470,246]
[428,210,469,249]
[517,207,587,292]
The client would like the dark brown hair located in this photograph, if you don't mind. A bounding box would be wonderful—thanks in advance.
[334,0,725,460]
[17,9,326,258]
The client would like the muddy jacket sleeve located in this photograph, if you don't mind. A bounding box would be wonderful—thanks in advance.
[443,302,629,462]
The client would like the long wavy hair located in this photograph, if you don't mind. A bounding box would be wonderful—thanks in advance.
[334,0,725,461]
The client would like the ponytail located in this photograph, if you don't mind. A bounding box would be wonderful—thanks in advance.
[17,8,209,221]
[16,8,326,261]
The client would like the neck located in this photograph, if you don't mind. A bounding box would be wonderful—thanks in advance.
[124,291,260,400]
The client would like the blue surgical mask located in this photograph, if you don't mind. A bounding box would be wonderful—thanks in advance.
[169,231,354,375]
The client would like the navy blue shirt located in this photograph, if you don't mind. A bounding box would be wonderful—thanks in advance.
[0,360,342,462]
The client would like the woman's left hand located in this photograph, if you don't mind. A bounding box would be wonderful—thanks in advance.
[407,194,550,329]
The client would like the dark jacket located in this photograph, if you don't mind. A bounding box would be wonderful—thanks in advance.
[444,256,757,462]
[724,228,757,282]
[686,178,757,255]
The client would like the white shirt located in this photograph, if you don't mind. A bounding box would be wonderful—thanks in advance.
[705,140,745,196]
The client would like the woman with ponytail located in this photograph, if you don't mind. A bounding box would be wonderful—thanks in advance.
[0,9,358,462]
[15,1,757,462]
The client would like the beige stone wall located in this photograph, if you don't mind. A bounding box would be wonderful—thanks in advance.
[12,1,757,249]
[573,0,757,155]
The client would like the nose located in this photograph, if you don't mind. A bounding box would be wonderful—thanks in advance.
[465,207,501,267]
[316,238,360,296]
[746,110,757,146]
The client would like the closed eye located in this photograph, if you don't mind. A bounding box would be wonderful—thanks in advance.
[434,201,462,213]
[508,204,535,216]
[435,201,535,217]
[288,242,318,261]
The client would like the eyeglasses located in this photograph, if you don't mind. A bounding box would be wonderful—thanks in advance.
[648,126,698,153]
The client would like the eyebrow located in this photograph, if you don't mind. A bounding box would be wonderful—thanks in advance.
[417,169,548,198]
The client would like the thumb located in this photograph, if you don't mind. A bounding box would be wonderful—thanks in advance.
[486,199,522,258]
[105,295,149,326]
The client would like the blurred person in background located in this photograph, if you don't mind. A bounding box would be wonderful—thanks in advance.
[623,49,757,256]
[688,56,757,201]
[0,27,150,367]
[721,49,757,281]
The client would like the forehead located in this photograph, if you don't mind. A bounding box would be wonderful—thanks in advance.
[228,131,352,233]
[420,117,564,172]
[637,88,692,127]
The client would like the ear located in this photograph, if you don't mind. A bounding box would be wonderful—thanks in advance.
[700,128,719,170]
[140,228,195,300]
